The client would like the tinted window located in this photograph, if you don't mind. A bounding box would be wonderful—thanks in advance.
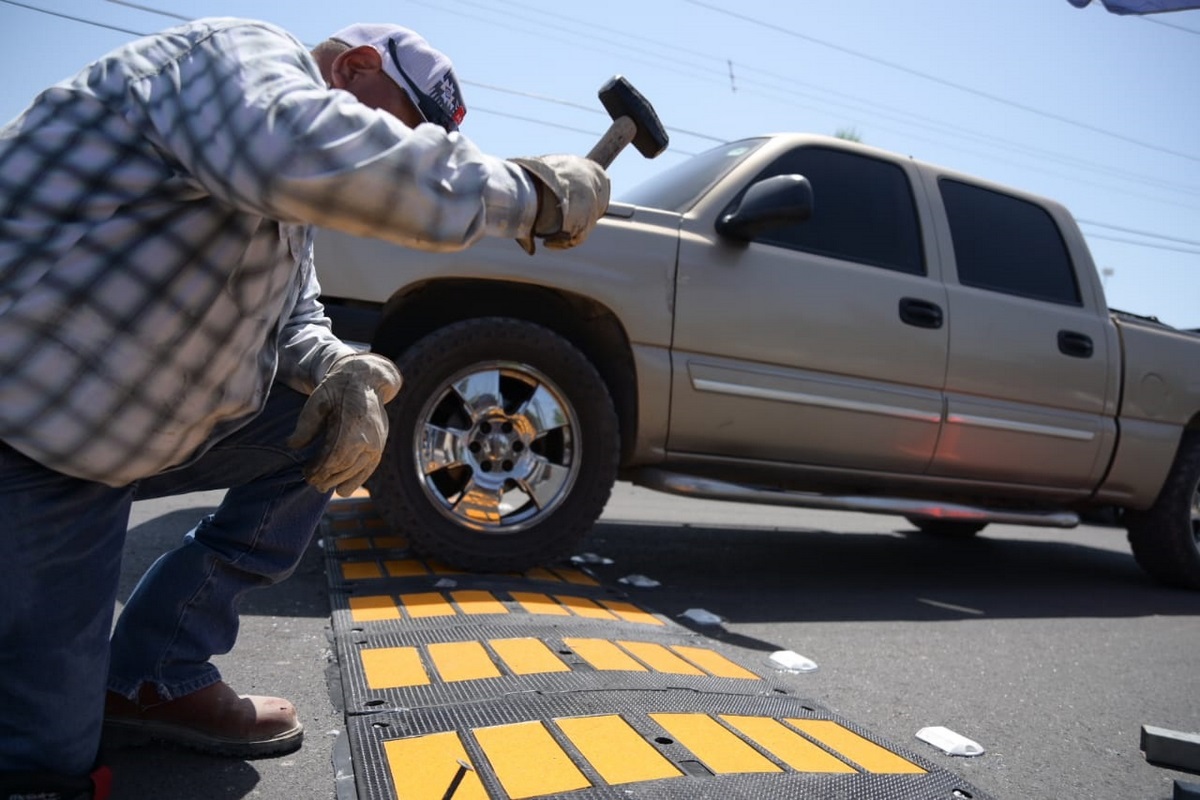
[939,179,1080,305]
[745,147,925,275]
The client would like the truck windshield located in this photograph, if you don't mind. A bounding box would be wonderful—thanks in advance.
[617,138,768,213]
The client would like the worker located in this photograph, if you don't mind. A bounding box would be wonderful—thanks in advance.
[0,17,609,799]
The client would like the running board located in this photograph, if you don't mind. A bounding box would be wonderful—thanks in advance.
[632,468,1080,529]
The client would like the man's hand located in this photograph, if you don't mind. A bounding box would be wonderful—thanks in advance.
[287,353,403,497]
[510,155,611,254]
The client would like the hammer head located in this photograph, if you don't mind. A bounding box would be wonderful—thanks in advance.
[598,75,669,159]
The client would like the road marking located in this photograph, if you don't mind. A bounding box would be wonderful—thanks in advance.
[618,641,706,675]
[428,641,501,683]
[673,645,761,679]
[651,713,784,774]
[347,591,664,624]
[555,714,683,784]
[564,637,647,672]
[788,719,926,773]
[337,559,598,584]
[720,715,856,773]
[488,637,572,676]
[358,638,760,689]
[383,731,487,800]
[509,591,573,616]
[474,721,592,798]
[362,646,428,688]
[381,712,930,796]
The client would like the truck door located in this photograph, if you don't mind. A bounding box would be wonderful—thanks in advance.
[926,176,1118,491]
[668,145,948,474]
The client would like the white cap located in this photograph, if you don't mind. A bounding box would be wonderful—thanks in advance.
[330,23,466,131]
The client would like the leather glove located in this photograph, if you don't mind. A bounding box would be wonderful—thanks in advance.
[287,353,403,497]
[510,155,611,254]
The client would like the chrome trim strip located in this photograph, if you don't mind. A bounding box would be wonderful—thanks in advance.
[633,468,1081,529]
[946,413,1096,442]
[691,378,942,424]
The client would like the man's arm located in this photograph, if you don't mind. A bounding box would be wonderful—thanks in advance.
[132,20,538,252]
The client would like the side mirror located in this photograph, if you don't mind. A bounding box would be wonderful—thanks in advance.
[715,174,814,242]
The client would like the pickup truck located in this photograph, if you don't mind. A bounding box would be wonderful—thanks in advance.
[314,134,1200,589]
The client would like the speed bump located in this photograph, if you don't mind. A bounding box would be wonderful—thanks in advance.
[321,497,993,799]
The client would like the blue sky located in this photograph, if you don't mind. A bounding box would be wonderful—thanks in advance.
[3,0,1198,329]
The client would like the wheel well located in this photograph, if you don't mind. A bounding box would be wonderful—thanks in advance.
[370,279,639,465]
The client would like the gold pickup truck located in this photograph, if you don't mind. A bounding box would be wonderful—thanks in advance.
[314,134,1200,589]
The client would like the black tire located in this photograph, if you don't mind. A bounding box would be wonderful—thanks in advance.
[367,318,619,572]
[1125,430,1200,589]
[905,517,987,537]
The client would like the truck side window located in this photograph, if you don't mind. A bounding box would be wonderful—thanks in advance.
[939,178,1081,306]
[750,146,925,276]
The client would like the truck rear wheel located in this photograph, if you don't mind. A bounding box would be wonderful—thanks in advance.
[366,318,619,572]
[1125,430,1200,589]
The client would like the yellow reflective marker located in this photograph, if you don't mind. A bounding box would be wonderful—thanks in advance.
[370,534,405,548]
[429,641,501,683]
[564,638,647,672]
[362,646,429,689]
[335,536,372,551]
[383,731,487,800]
[509,591,571,616]
[400,592,456,618]
[671,646,761,680]
[524,566,563,583]
[618,641,706,676]
[549,567,599,586]
[384,559,428,578]
[424,559,466,574]
[451,590,508,616]
[340,562,382,581]
[556,715,683,785]
[721,716,856,773]
[349,595,400,622]
[489,638,570,675]
[554,595,618,620]
[788,720,926,774]
[474,721,591,799]
[651,714,782,774]
[599,599,665,626]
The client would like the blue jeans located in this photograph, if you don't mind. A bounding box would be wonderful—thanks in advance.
[0,386,331,776]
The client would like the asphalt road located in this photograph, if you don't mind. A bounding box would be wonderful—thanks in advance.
[106,483,1200,799]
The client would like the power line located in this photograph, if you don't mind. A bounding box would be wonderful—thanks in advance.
[105,0,189,22]
[1078,219,1200,248]
[423,0,1200,204]
[1083,231,1200,256]
[683,0,1200,166]
[0,0,144,35]
[7,0,1197,259]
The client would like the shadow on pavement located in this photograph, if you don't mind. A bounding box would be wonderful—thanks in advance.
[103,749,262,799]
[584,520,1200,628]
[120,508,332,618]
[108,510,339,799]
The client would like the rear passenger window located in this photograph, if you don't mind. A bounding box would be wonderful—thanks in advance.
[939,179,1081,305]
[749,147,925,275]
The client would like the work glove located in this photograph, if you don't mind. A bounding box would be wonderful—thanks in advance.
[510,154,611,255]
[287,353,403,497]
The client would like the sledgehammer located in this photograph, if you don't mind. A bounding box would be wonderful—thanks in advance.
[586,75,669,168]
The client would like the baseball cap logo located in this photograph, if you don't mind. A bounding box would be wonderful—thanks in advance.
[433,73,466,126]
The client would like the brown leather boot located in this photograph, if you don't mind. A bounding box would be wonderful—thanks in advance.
[102,681,303,758]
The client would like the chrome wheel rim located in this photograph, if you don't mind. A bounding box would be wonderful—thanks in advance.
[414,361,580,532]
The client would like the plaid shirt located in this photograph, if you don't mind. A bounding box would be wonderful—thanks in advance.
[0,18,537,486]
